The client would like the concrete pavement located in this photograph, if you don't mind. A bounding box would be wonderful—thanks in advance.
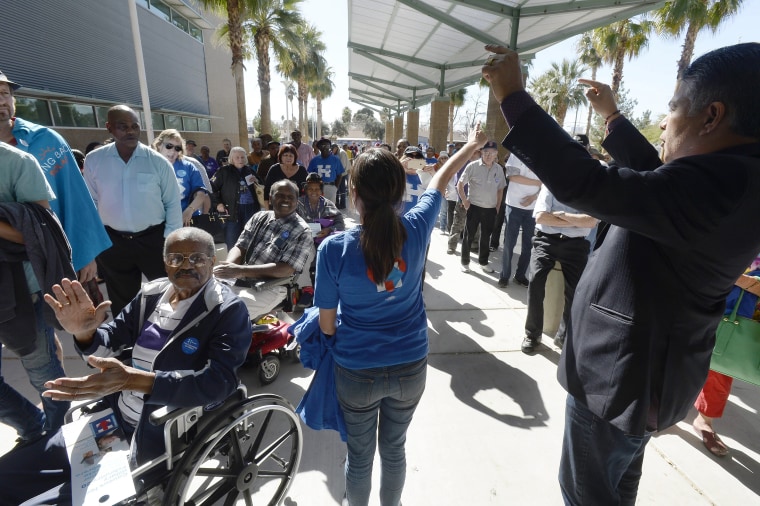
[1,214,759,505]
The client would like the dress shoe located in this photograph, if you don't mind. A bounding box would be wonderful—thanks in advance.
[497,278,509,288]
[521,336,541,354]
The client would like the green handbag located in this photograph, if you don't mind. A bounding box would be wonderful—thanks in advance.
[710,290,760,386]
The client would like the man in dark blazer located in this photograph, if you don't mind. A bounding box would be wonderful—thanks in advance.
[482,43,760,505]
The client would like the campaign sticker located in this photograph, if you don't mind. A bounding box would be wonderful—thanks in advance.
[177,169,187,177]
[181,337,200,354]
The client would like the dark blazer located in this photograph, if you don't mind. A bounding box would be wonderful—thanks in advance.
[504,105,760,435]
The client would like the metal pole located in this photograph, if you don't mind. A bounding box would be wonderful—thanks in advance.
[127,0,153,141]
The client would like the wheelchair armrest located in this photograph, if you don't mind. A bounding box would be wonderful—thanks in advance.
[149,405,200,426]
[253,275,296,292]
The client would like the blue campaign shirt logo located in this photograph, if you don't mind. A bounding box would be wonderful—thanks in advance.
[181,337,200,354]
[177,169,187,177]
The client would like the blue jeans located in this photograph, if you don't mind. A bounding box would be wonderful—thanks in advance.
[559,395,650,506]
[500,206,535,282]
[0,294,69,438]
[224,203,257,251]
[335,357,427,506]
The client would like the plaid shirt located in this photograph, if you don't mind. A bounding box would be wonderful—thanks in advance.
[235,210,312,273]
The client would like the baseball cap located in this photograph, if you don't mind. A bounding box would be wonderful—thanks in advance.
[403,146,424,158]
[438,151,449,158]
[482,140,498,151]
[0,70,20,90]
[185,140,197,146]
[317,136,331,146]
[266,140,281,148]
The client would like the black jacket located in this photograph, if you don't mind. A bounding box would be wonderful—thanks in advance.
[505,107,760,435]
[0,203,76,355]
[210,164,261,221]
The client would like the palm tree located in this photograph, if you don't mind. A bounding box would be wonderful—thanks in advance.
[242,0,304,136]
[577,33,602,135]
[654,0,744,79]
[278,23,325,139]
[448,89,466,142]
[592,18,653,95]
[200,0,251,147]
[528,59,587,127]
[310,57,334,139]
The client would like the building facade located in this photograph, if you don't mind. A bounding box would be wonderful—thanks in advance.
[1,0,240,150]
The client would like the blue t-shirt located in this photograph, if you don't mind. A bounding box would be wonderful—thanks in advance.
[307,154,345,183]
[173,158,208,212]
[315,189,442,369]
[403,172,426,214]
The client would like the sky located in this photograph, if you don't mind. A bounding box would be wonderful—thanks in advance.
[243,0,760,131]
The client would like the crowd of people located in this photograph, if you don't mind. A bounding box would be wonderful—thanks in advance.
[1,40,760,506]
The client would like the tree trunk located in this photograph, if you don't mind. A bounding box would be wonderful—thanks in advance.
[611,47,626,96]
[254,31,272,136]
[677,21,700,80]
[297,78,307,138]
[585,66,597,135]
[316,96,323,138]
[226,0,247,147]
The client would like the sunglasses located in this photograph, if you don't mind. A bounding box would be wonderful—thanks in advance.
[164,143,183,152]
[164,252,210,267]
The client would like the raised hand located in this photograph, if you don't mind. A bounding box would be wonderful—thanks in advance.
[482,45,525,103]
[578,79,620,120]
[43,278,111,338]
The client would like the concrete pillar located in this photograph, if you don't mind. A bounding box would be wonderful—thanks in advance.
[384,118,393,144]
[406,109,420,146]
[542,262,565,337]
[429,97,450,157]
[393,116,404,146]
[486,91,509,161]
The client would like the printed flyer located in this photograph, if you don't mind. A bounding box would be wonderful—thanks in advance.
[62,408,136,506]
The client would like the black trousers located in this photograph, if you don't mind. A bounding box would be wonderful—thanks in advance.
[461,204,496,266]
[489,201,507,250]
[98,223,167,316]
[525,232,589,339]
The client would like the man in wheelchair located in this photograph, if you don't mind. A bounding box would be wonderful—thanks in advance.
[213,179,312,319]
[0,228,252,505]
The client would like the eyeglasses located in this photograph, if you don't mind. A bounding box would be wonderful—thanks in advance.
[164,252,210,267]
[164,143,183,152]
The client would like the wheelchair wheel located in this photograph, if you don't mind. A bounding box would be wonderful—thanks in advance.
[163,394,302,506]
[259,354,281,385]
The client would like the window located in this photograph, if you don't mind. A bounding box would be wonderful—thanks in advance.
[165,114,182,130]
[183,116,198,131]
[95,106,110,128]
[14,97,52,126]
[172,13,189,32]
[152,112,165,130]
[198,118,211,132]
[150,0,171,22]
[51,102,97,128]
[189,25,203,43]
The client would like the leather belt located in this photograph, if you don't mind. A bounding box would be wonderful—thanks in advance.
[106,222,164,240]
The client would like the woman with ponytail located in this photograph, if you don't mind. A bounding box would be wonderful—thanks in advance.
[315,123,488,506]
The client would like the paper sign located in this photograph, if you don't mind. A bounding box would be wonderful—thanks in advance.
[62,408,136,506]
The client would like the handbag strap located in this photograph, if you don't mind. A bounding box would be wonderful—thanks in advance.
[726,289,746,322]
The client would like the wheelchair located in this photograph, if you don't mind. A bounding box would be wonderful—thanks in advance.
[65,385,302,505]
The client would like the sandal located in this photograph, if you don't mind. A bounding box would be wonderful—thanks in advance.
[695,428,729,457]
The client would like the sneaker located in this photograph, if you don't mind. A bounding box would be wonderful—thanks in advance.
[513,276,529,287]
[460,264,470,273]
[497,278,509,288]
[489,245,497,252]
[447,248,455,255]
[521,336,541,354]
[479,264,496,273]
